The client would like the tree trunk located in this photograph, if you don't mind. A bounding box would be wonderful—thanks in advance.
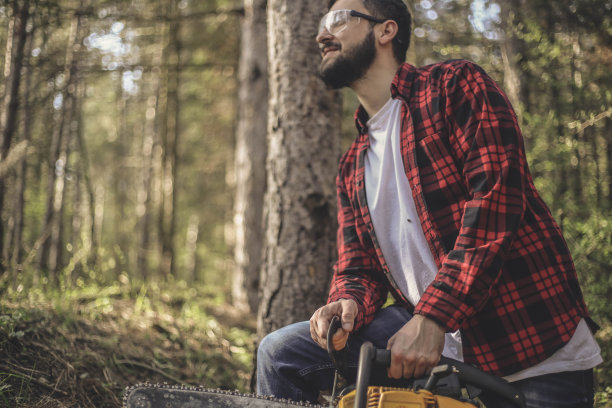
[499,0,529,129]
[137,22,165,279]
[569,33,583,205]
[11,13,36,273]
[185,214,199,282]
[607,118,612,209]
[73,80,96,259]
[257,0,342,339]
[114,69,131,269]
[159,0,181,278]
[233,0,268,314]
[0,0,30,273]
[45,6,87,282]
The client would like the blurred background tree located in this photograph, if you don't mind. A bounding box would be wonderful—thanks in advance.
[0,0,611,396]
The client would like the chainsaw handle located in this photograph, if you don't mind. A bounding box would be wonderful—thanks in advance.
[354,342,526,408]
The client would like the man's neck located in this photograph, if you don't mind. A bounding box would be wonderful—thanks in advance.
[352,59,401,118]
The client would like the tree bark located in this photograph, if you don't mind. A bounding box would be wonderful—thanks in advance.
[257,0,342,339]
[0,0,30,273]
[232,0,268,314]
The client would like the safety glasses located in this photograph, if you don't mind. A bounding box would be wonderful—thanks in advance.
[318,9,386,36]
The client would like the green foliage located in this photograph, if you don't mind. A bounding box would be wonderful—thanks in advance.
[502,1,612,401]
[566,213,612,323]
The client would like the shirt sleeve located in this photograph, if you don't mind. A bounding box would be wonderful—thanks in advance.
[415,62,527,332]
[327,170,389,331]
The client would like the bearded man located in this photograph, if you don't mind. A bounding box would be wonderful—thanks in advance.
[256,1,602,406]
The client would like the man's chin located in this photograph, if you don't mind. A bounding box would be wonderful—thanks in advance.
[319,56,335,73]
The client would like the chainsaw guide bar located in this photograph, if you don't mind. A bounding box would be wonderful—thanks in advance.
[123,382,323,408]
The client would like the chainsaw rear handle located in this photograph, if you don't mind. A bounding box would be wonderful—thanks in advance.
[354,341,526,408]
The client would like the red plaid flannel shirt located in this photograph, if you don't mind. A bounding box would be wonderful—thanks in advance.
[328,60,595,376]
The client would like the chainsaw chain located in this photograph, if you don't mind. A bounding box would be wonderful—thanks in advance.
[123,382,324,407]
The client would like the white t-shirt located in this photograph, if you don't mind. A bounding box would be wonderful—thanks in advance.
[365,98,462,361]
[363,98,601,381]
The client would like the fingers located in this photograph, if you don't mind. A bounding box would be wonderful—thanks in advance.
[340,300,357,332]
[332,329,349,351]
[386,316,444,380]
[309,299,357,350]
[387,349,440,379]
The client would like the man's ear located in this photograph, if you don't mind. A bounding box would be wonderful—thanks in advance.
[377,20,398,46]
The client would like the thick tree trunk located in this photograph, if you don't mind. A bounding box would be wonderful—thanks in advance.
[257,0,342,339]
[232,0,268,314]
[0,0,30,272]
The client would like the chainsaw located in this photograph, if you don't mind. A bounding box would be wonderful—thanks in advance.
[124,316,525,408]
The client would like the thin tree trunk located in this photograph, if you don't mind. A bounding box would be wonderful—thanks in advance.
[114,69,131,268]
[75,81,96,255]
[499,0,529,128]
[11,11,36,273]
[257,0,342,339]
[0,0,30,273]
[159,0,180,277]
[46,6,87,282]
[137,22,165,279]
[588,126,601,207]
[570,32,583,205]
[233,0,268,313]
[185,214,199,282]
[607,118,612,209]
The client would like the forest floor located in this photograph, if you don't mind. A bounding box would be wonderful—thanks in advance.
[2,279,612,407]
[0,279,256,407]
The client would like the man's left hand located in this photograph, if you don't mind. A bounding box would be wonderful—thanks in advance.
[386,314,445,379]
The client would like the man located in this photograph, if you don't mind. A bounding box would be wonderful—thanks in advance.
[257,0,602,406]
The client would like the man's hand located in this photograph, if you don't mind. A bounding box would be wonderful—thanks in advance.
[309,299,358,350]
[387,314,445,379]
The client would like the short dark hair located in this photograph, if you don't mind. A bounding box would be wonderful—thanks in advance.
[327,0,411,63]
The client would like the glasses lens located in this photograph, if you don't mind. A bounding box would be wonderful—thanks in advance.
[319,10,351,36]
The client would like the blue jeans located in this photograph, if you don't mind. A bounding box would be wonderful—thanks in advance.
[257,305,412,402]
[256,305,595,407]
[479,369,594,408]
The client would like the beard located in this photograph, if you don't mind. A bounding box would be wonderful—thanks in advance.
[319,29,376,89]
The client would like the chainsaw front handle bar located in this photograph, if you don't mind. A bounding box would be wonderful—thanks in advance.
[354,341,526,408]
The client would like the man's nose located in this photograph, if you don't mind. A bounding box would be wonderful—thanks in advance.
[316,28,333,44]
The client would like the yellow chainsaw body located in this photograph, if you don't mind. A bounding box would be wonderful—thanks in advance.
[337,386,477,408]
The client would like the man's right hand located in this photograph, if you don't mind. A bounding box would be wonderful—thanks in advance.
[309,299,358,350]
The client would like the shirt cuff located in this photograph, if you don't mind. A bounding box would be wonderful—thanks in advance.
[414,283,472,332]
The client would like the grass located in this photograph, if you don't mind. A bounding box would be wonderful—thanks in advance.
[0,276,256,407]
